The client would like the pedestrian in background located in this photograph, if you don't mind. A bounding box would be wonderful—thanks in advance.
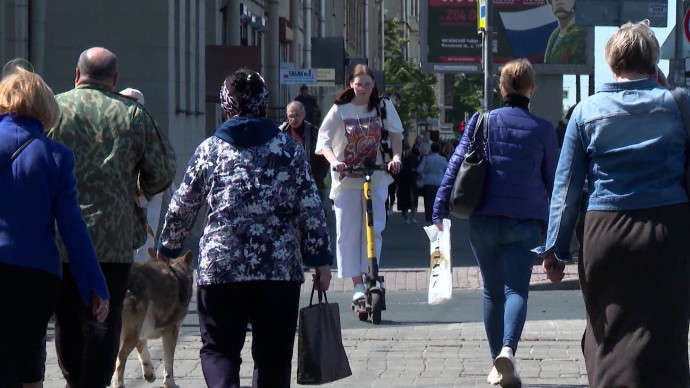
[48,47,176,388]
[539,21,690,387]
[415,141,448,224]
[433,58,558,387]
[295,84,321,126]
[157,68,332,387]
[397,141,421,224]
[120,87,175,263]
[0,62,109,388]
[417,131,432,157]
[279,100,330,218]
[316,64,403,302]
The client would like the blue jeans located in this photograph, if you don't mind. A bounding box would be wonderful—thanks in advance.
[469,215,541,360]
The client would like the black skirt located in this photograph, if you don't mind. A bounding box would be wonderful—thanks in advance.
[580,203,690,388]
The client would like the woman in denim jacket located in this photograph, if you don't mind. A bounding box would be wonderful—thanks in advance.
[432,59,559,387]
[538,21,690,387]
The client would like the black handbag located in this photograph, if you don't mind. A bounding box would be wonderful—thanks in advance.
[296,287,352,385]
[670,88,690,195]
[449,111,489,219]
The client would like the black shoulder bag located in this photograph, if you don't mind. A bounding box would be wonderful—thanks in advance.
[449,111,489,219]
[376,97,392,155]
[0,135,39,172]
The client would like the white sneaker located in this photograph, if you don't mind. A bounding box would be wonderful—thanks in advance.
[352,283,366,301]
[494,347,521,387]
[487,366,502,385]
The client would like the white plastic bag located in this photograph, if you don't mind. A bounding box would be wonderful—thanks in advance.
[424,218,452,305]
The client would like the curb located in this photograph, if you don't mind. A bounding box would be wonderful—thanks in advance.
[529,277,581,291]
[308,264,580,293]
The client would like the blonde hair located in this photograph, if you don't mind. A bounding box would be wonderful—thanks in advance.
[0,67,59,129]
[604,21,659,76]
[499,59,535,95]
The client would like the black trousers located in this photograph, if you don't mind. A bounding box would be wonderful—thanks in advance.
[54,262,131,388]
[197,281,301,388]
[422,185,439,223]
[0,263,59,387]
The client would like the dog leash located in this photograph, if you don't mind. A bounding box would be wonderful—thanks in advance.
[0,134,39,172]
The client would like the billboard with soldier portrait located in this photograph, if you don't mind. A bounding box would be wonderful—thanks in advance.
[420,0,593,75]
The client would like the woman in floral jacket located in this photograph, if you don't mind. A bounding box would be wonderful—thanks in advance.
[157,68,332,388]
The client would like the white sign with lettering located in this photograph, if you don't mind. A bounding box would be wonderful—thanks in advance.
[279,69,317,85]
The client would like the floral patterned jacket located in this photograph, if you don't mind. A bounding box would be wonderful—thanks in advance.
[158,116,333,285]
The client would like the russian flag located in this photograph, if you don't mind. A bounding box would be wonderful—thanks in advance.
[500,5,558,60]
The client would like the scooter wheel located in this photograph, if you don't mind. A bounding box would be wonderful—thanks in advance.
[370,291,383,325]
[358,311,368,321]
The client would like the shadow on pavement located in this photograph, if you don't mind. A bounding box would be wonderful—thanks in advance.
[379,209,476,269]
[522,385,588,388]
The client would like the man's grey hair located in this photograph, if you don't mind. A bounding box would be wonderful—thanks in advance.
[286,100,306,113]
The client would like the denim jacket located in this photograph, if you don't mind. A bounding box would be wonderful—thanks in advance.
[536,78,689,261]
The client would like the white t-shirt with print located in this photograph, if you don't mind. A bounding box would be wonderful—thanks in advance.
[315,99,403,199]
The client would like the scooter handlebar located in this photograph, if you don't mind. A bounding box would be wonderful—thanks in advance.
[333,164,389,173]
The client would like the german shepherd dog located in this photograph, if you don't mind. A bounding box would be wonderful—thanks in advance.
[111,248,194,388]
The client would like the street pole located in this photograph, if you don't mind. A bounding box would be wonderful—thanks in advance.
[364,0,369,62]
[483,0,493,110]
[673,0,685,87]
[304,0,312,68]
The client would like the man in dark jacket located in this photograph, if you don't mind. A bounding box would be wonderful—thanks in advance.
[280,101,330,221]
[279,101,329,190]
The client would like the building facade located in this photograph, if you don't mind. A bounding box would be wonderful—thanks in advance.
[1,0,409,182]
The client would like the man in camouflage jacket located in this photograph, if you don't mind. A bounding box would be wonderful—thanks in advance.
[47,47,176,388]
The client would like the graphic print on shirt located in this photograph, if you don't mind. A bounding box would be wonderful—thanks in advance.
[342,113,381,178]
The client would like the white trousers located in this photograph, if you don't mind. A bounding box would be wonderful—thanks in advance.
[333,185,388,278]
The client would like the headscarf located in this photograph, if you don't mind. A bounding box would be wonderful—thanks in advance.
[219,72,268,117]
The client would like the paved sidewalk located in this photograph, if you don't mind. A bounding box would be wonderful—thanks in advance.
[42,202,587,387]
[42,266,587,388]
[45,320,587,388]
[44,319,588,388]
[318,264,580,293]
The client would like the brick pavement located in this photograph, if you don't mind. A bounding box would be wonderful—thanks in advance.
[42,266,588,388]
[41,203,589,387]
[43,319,589,388]
[317,264,580,293]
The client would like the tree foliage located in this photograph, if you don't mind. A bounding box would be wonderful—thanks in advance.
[383,18,437,137]
[445,74,484,127]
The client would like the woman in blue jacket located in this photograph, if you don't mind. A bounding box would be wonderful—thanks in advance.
[538,21,690,387]
[0,64,109,387]
[432,59,558,387]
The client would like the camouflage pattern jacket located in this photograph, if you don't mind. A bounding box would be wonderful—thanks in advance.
[48,84,176,264]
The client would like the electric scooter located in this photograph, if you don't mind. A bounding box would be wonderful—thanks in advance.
[339,157,388,324]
